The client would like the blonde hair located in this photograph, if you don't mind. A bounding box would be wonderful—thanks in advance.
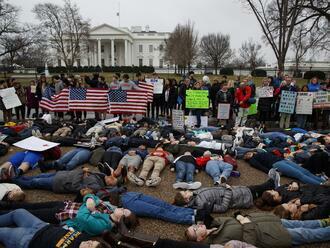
[8,190,25,201]
[227,80,234,88]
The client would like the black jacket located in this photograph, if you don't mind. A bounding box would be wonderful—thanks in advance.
[249,152,282,173]
[216,90,233,105]
[210,83,221,101]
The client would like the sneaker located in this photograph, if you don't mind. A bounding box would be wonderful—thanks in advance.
[173,182,189,189]
[220,176,227,184]
[146,177,161,187]
[36,129,42,138]
[103,162,113,176]
[187,181,202,190]
[268,168,281,188]
[31,129,37,137]
[127,172,144,186]
[8,165,16,178]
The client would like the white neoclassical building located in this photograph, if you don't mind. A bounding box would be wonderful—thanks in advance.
[56,24,170,68]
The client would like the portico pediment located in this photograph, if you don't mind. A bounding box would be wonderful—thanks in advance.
[90,23,131,36]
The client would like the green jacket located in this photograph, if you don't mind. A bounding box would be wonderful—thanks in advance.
[204,213,291,248]
[65,194,113,236]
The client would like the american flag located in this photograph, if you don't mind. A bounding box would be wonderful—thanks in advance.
[69,88,109,111]
[138,81,154,102]
[108,90,148,114]
[39,87,69,112]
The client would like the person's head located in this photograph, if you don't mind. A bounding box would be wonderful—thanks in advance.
[311,77,318,84]
[7,189,25,201]
[284,75,291,83]
[99,76,105,82]
[105,175,118,186]
[112,208,139,228]
[262,77,269,86]
[30,80,36,86]
[122,74,129,82]
[173,190,193,206]
[138,144,146,150]
[128,149,137,156]
[185,223,208,242]
[112,75,119,81]
[194,81,202,89]
[184,78,190,86]
[243,151,255,160]
[240,79,247,88]
[227,80,234,88]
[202,75,210,84]
[261,190,282,206]
[79,240,103,248]
[301,85,308,92]
[213,79,219,85]
[273,204,292,219]
[317,135,330,145]
[203,150,211,157]
[52,75,60,83]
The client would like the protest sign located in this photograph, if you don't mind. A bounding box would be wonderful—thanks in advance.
[13,136,60,152]
[172,109,185,130]
[313,91,330,109]
[146,78,164,94]
[248,103,258,116]
[217,103,230,119]
[256,86,274,98]
[279,91,297,114]
[185,90,209,109]
[296,92,313,115]
[185,116,208,127]
[0,87,21,109]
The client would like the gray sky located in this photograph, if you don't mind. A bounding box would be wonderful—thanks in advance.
[11,0,278,63]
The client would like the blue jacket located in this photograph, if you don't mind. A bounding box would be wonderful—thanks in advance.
[66,194,113,236]
[307,82,320,92]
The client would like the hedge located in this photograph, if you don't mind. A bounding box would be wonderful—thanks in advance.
[37,66,155,74]
[219,68,234,75]
[251,69,267,77]
[303,71,326,80]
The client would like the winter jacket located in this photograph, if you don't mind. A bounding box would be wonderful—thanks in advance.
[307,82,320,92]
[216,90,233,105]
[210,82,221,101]
[248,152,283,173]
[52,169,106,193]
[204,213,291,248]
[65,194,113,236]
[235,86,251,108]
[174,154,197,166]
[300,194,330,220]
[187,186,253,213]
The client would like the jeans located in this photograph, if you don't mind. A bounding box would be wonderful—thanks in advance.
[0,209,48,248]
[259,132,290,141]
[8,151,43,170]
[12,173,55,190]
[281,219,330,245]
[53,148,91,170]
[192,109,203,127]
[205,160,233,183]
[175,161,195,183]
[296,114,308,129]
[235,108,249,127]
[280,113,291,129]
[121,192,195,225]
[272,160,325,185]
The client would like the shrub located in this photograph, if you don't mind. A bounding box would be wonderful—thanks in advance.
[251,69,267,77]
[303,71,326,80]
[220,68,234,75]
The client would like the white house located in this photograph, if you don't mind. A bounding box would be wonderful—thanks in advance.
[56,24,170,68]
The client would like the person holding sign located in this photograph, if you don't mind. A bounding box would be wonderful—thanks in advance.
[216,81,234,126]
[191,81,209,128]
[0,80,12,123]
[257,78,274,129]
[26,80,40,119]
[234,80,252,127]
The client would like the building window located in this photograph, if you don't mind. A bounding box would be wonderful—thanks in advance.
[149,59,153,66]
[101,45,104,53]
[159,44,164,51]
[58,59,61,66]
[87,46,90,53]
[139,59,143,66]
[149,45,153,53]
[139,44,143,53]
[101,59,105,66]
[76,59,81,67]
[159,59,164,68]
[114,45,117,53]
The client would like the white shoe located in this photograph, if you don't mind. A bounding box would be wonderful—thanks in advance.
[187,181,202,190]
[173,182,189,189]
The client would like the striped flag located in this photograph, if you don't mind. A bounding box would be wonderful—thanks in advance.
[108,90,148,114]
[138,81,154,102]
[39,87,69,112]
[69,88,109,111]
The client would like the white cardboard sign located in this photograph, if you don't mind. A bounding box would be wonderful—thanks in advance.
[146,78,164,94]
[13,136,60,152]
[172,109,185,130]
[184,116,208,127]
[296,92,313,115]
[0,87,22,109]
[217,103,230,120]
[256,86,274,98]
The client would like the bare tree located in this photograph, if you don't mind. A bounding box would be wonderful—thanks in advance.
[244,0,305,71]
[199,33,232,74]
[33,0,90,70]
[165,21,198,73]
[239,39,265,70]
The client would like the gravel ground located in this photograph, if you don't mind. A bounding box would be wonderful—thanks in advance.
[1,146,329,248]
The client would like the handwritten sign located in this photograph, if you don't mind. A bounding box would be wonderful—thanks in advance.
[296,92,313,115]
[217,103,230,119]
[172,109,185,130]
[186,90,209,109]
[146,78,164,94]
[256,86,274,98]
[314,91,328,104]
[0,87,22,109]
[279,91,297,114]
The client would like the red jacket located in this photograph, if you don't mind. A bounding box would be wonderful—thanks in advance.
[235,85,252,108]
[195,156,211,169]
[149,149,170,164]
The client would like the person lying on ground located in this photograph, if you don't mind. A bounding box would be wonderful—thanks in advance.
[243,150,328,185]
[11,167,119,194]
[185,212,330,247]
[0,148,60,179]
[128,143,174,187]
[273,196,330,220]
[204,156,233,185]
[0,183,25,201]
[255,180,330,208]
[173,169,280,213]
[117,149,142,183]
[171,151,202,190]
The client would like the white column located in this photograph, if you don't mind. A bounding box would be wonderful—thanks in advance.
[124,39,128,66]
[127,41,131,66]
[93,42,97,66]
[97,39,101,66]
[111,39,115,66]
[130,42,133,65]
